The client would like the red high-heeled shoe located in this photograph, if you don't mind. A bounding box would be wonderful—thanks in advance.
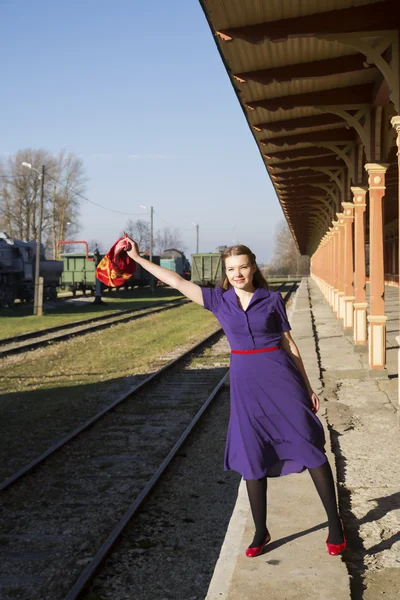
[326,521,347,555]
[245,531,271,557]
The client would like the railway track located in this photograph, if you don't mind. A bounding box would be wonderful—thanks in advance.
[0,298,189,357]
[0,282,297,600]
[0,329,229,599]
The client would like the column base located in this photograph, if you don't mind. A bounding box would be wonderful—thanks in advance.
[353,302,368,345]
[337,291,345,319]
[333,289,339,313]
[343,295,355,329]
[326,285,332,305]
[368,368,389,380]
[368,315,387,370]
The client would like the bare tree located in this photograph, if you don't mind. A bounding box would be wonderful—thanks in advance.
[154,227,185,254]
[122,219,150,251]
[0,149,50,242]
[267,221,310,276]
[0,148,84,258]
[88,239,104,253]
[48,150,85,258]
[121,221,185,255]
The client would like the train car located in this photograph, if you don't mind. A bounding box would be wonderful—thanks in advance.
[160,248,191,280]
[127,253,161,288]
[60,252,97,295]
[0,231,63,307]
[191,252,223,287]
[60,251,161,294]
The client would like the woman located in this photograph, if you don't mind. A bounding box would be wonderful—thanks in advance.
[123,236,346,557]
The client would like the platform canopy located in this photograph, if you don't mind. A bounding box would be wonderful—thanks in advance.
[200,0,400,255]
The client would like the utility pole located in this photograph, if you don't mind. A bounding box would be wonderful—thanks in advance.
[34,165,45,316]
[196,223,199,254]
[150,206,153,264]
[150,206,155,292]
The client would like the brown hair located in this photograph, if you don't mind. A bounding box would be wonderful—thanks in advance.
[220,245,269,290]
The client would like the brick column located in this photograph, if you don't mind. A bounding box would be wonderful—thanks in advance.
[351,187,368,350]
[341,202,355,333]
[365,163,389,374]
[332,220,340,313]
[391,116,400,403]
[317,238,326,298]
[322,236,329,299]
[336,213,346,320]
[328,228,334,306]
[387,240,392,276]
[391,238,396,276]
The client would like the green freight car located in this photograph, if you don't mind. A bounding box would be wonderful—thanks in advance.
[191,253,223,287]
[60,252,160,295]
[60,253,97,295]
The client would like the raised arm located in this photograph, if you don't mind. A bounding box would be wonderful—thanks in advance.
[123,234,204,306]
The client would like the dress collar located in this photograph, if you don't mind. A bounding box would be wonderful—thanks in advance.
[224,286,270,309]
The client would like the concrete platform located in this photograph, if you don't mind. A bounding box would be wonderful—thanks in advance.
[205,278,400,600]
[310,279,400,599]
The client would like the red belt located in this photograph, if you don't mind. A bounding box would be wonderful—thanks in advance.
[231,346,279,354]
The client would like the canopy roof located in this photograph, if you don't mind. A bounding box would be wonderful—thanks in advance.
[200,0,400,254]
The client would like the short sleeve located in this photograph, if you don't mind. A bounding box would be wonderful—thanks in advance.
[275,292,291,332]
[201,286,224,314]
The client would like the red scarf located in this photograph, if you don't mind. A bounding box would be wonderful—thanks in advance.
[95,238,136,287]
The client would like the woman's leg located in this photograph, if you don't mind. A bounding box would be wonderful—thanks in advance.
[246,477,268,547]
[308,460,344,544]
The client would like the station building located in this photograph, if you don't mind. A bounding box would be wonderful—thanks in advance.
[200,0,400,395]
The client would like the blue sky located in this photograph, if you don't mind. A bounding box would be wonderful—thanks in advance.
[0,0,284,263]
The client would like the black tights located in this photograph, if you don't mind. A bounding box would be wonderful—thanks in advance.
[245,461,344,547]
[308,460,343,544]
[246,478,268,547]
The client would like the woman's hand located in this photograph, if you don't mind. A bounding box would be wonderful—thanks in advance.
[123,232,140,261]
[309,390,320,413]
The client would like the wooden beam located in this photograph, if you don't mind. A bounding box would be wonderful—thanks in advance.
[272,169,330,180]
[265,147,335,160]
[277,175,332,187]
[217,0,398,43]
[270,156,343,171]
[281,200,330,210]
[280,186,334,195]
[246,84,374,111]
[261,128,355,146]
[281,199,322,206]
[253,114,345,132]
[235,54,369,85]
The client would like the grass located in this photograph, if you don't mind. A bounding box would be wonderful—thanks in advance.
[0,303,219,398]
[0,281,300,341]
[0,287,184,340]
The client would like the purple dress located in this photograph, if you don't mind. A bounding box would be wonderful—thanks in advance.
[202,286,327,480]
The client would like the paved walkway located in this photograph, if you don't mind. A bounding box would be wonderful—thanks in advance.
[311,280,400,599]
[205,278,400,600]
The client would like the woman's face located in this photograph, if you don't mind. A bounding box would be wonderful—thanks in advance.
[225,254,256,291]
